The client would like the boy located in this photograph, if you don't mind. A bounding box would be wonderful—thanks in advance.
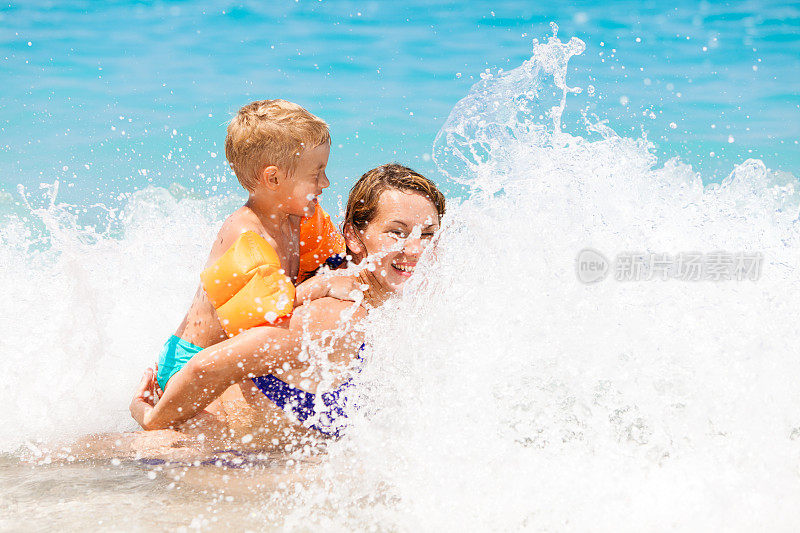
[155,99,346,393]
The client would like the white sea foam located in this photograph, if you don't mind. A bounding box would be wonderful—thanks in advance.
[276,28,800,531]
[0,184,239,451]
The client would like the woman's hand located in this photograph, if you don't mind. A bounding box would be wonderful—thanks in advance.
[129,368,157,430]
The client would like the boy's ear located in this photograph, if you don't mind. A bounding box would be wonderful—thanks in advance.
[343,223,364,256]
[259,165,281,190]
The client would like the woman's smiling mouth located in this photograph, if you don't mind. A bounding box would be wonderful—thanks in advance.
[392,262,416,275]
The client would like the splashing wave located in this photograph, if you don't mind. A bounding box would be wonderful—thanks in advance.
[281,27,800,531]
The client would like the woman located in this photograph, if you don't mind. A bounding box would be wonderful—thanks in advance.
[130,163,445,445]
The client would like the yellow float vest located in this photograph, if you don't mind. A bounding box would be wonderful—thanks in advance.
[200,231,295,337]
[201,205,345,337]
[298,203,346,281]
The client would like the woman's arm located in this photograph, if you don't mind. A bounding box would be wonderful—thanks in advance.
[131,326,301,430]
[131,297,366,430]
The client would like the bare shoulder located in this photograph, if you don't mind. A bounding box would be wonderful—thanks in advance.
[217,206,261,242]
[290,297,367,332]
[204,206,261,266]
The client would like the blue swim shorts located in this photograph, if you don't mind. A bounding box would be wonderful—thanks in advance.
[155,335,204,391]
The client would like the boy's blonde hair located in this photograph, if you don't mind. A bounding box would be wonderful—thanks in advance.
[225,99,330,191]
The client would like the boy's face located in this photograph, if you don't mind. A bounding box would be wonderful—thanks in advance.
[280,142,331,217]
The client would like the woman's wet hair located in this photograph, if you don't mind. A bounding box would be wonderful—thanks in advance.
[344,163,446,238]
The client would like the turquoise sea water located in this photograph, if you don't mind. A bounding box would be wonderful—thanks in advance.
[1,0,798,213]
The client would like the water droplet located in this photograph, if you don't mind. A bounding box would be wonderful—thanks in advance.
[573,12,588,25]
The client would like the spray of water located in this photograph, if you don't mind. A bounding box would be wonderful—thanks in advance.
[0,185,239,451]
[274,27,800,531]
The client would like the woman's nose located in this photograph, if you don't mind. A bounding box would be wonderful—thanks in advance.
[403,236,424,257]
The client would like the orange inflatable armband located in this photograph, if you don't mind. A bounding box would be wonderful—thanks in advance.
[201,231,295,337]
[298,204,346,281]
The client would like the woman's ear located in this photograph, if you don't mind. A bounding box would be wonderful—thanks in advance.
[343,222,364,256]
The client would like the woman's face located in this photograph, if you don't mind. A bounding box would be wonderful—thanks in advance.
[348,188,440,293]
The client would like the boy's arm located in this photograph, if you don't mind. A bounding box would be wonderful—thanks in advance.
[203,211,262,268]
[294,274,362,306]
[211,209,357,306]
[131,299,366,430]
